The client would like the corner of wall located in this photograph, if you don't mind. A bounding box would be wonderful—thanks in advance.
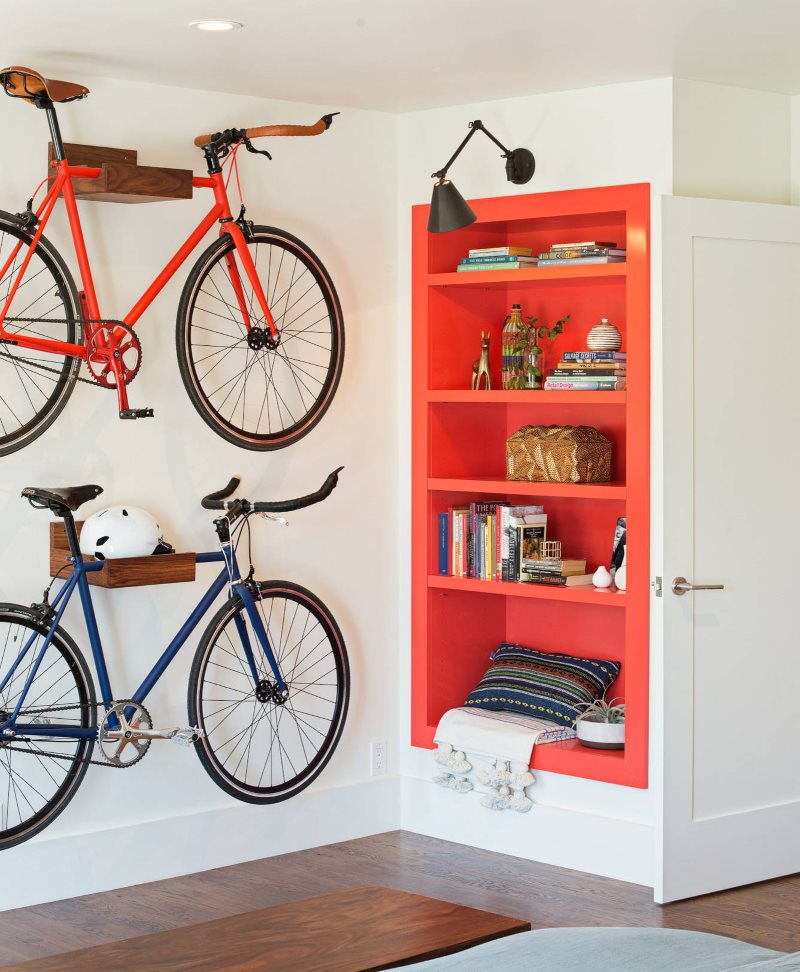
[673,79,791,204]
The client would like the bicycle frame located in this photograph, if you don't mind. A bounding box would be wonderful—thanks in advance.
[0,538,286,742]
[0,153,279,413]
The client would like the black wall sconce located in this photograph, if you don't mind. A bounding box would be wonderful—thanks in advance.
[427,120,535,233]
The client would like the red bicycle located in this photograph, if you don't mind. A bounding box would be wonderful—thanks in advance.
[0,66,345,456]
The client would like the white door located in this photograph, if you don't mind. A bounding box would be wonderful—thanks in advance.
[657,195,800,903]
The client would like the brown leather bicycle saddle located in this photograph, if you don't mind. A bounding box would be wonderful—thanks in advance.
[22,485,103,513]
[0,65,89,105]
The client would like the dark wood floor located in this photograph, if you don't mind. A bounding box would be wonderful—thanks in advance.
[1,831,798,966]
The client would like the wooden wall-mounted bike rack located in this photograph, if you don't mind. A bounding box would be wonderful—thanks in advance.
[47,142,194,203]
[50,521,197,588]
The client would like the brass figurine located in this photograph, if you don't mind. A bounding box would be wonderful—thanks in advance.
[472,331,491,390]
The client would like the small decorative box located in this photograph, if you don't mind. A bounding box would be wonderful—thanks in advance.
[506,425,612,483]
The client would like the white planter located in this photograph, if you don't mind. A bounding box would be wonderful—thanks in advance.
[576,718,625,750]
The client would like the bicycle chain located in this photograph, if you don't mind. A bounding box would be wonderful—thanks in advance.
[0,700,135,769]
[0,317,141,389]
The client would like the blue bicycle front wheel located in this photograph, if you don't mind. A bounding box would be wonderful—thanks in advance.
[187,580,349,803]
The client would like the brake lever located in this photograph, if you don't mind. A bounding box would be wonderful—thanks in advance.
[243,136,272,161]
[258,512,289,526]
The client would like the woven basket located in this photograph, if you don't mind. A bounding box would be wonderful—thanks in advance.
[506,425,612,483]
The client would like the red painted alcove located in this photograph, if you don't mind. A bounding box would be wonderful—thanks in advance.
[411,184,650,788]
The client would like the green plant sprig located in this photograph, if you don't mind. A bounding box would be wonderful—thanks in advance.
[574,696,625,724]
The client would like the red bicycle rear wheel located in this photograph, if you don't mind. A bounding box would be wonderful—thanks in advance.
[176,226,344,450]
[0,213,83,457]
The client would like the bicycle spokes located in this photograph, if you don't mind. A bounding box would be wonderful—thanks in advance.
[178,227,344,449]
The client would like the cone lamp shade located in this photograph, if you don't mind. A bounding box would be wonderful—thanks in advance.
[427,180,477,233]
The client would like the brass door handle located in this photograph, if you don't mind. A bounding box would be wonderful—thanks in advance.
[672,576,725,596]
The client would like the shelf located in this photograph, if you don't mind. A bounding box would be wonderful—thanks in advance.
[411,722,635,786]
[427,390,626,405]
[532,737,632,784]
[428,476,626,500]
[429,264,626,288]
[429,574,625,608]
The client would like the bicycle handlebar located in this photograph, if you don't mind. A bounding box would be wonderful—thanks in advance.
[201,477,241,509]
[194,113,339,149]
[201,467,344,517]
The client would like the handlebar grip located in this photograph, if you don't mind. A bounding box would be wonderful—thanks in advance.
[253,466,344,514]
[245,117,329,140]
[194,132,213,148]
[201,477,241,510]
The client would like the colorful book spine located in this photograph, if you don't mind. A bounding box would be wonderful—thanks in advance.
[534,255,626,266]
[544,379,625,390]
[550,240,617,250]
[550,369,626,377]
[460,255,536,265]
[562,351,627,361]
[438,513,449,575]
[457,260,537,272]
[468,246,533,257]
[538,248,626,259]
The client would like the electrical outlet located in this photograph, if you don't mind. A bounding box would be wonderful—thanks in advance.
[370,739,387,776]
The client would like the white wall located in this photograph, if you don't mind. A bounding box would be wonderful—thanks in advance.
[673,79,791,204]
[0,76,400,907]
[396,79,673,887]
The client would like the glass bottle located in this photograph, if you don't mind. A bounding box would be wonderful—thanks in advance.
[501,303,525,389]
[526,332,543,390]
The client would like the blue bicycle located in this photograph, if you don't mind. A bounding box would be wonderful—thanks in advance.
[0,470,349,849]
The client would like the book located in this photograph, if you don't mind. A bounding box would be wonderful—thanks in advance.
[611,516,626,579]
[457,260,537,272]
[438,513,449,575]
[550,369,626,377]
[550,240,617,250]
[502,506,545,581]
[468,245,533,257]
[544,379,626,391]
[514,523,547,579]
[534,255,626,266]
[562,351,627,361]
[538,247,626,259]
[460,254,537,265]
[521,558,587,576]
[518,571,594,587]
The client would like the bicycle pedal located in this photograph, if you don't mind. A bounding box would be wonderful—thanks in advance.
[172,727,204,748]
[119,408,155,420]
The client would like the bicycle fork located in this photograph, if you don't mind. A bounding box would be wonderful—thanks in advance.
[232,582,288,700]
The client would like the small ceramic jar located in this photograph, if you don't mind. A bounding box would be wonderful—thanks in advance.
[587,318,622,352]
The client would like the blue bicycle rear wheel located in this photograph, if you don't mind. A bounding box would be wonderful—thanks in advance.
[0,606,96,849]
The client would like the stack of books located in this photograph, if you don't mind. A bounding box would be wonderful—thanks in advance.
[544,351,627,391]
[519,558,591,587]
[537,241,626,266]
[440,503,548,581]
[457,245,537,272]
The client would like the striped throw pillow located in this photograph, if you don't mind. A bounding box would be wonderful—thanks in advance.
[465,643,621,727]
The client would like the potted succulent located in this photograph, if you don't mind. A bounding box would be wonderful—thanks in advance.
[574,697,625,750]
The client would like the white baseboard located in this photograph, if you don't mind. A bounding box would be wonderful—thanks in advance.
[0,776,401,911]
[400,775,654,887]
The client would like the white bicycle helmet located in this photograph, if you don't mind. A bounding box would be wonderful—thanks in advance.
[79,506,173,560]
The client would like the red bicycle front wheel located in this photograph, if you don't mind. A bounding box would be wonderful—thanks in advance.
[176,226,344,450]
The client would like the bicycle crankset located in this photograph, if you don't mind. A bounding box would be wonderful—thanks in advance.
[97,701,203,767]
[85,321,142,389]
[97,700,153,767]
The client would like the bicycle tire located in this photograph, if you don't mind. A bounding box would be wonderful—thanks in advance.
[0,212,83,457]
[175,226,344,450]
[0,605,96,850]
[187,580,349,803]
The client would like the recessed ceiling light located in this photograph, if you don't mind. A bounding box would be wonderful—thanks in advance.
[189,20,244,31]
